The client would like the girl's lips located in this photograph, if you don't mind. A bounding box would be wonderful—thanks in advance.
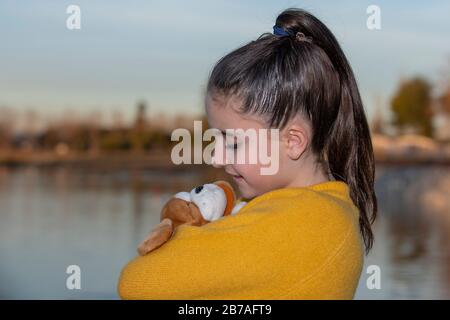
[225,170,243,182]
[231,174,243,182]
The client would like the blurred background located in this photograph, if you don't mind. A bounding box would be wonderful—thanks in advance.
[1,0,449,299]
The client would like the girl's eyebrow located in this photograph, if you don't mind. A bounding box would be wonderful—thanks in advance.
[220,129,234,137]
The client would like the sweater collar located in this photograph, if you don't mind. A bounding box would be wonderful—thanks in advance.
[239,180,351,208]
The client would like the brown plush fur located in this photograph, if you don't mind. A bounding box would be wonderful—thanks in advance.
[137,181,235,256]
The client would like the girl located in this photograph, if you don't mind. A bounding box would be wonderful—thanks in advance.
[118,8,377,299]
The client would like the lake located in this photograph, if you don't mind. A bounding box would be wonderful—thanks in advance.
[0,165,449,299]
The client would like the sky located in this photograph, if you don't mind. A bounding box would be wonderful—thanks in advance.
[1,0,449,124]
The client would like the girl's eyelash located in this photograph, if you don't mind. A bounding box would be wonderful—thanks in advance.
[226,143,239,150]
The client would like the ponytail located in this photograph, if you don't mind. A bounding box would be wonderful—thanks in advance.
[275,8,377,253]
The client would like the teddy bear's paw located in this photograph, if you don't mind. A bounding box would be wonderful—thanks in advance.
[231,201,247,215]
[137,218,173,256]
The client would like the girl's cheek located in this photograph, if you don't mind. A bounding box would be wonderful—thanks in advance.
[236,163,261,182]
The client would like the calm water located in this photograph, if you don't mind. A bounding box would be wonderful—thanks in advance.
[0,165,449,299]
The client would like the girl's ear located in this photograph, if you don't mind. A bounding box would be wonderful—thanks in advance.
[283,124,309,160]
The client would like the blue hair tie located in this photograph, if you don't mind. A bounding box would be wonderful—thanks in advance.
[273,25,291,37]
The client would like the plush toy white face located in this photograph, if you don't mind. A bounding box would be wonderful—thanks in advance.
[190,184,227,221]
[173,184,227,221]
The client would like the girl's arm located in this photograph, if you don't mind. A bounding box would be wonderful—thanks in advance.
[117,193,362,299]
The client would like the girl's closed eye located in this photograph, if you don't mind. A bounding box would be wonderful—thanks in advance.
[224,134,241,150]
[225,141,240,150]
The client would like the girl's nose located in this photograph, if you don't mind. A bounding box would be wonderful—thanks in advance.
[211,154,225,168]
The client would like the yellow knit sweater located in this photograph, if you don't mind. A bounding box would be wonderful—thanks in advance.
[117,181,364,299]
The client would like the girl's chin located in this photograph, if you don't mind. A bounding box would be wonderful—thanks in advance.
[237,184,256,199]
[230,175,257,198]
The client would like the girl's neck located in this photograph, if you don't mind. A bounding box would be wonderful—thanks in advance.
[285,157,330,189]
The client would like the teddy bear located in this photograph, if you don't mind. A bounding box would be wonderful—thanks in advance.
[137,180,247,256]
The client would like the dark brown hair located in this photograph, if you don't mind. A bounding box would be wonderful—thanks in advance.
[206,8,377,253]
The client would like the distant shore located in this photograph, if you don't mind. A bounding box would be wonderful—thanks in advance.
[1,149,449,169]
[0,150,201,171]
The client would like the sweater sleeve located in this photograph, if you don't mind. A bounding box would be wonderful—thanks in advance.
[117,191,363,300]
[118,211,283,299]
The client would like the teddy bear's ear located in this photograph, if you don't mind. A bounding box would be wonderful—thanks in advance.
[214,180,236,216]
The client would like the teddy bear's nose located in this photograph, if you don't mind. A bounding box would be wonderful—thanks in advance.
[194,185,204,194]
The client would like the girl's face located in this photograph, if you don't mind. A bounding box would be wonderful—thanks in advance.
[205,94,293,199]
